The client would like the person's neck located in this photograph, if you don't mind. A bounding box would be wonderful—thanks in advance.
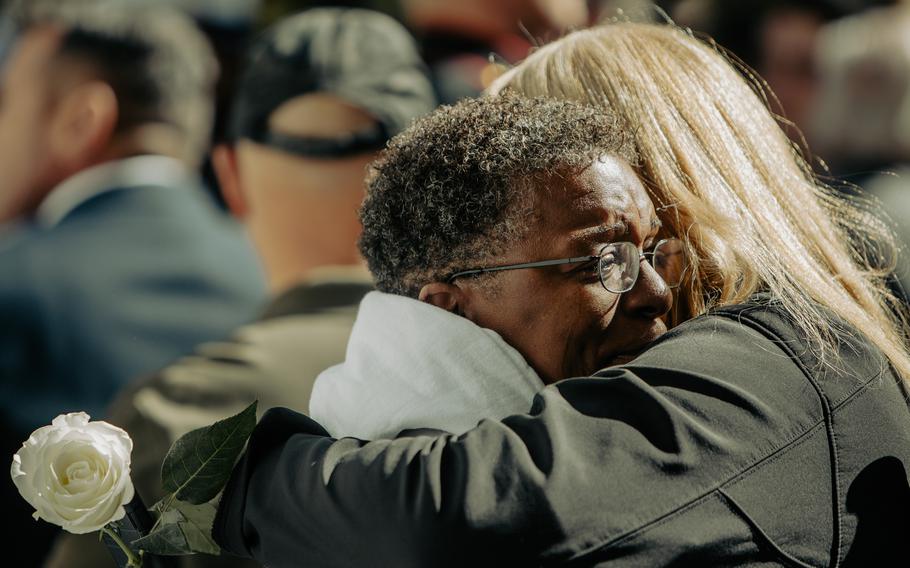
[263,247,368,295]
[94,124,195,166]
[7,125,193,223]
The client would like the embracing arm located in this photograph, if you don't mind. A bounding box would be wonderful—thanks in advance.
[213,406,556,567]
[212,314,811,568]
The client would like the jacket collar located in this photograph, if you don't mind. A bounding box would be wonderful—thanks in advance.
[35,155,193,228]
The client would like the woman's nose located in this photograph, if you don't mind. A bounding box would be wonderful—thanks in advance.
[621,258,673,319]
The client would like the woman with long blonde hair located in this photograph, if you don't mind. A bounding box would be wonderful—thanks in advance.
[494,22,910,382]
[213,23,910,567]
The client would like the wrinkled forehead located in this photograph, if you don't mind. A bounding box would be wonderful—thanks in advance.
[530,156,657,242]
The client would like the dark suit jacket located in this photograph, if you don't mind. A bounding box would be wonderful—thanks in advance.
[214,297,910,567]
[2,173,265,568]
[0,181,265,438]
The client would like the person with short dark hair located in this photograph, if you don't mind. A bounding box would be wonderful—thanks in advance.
[0,1,265,564]
[0,0,218,205]
[44,7,437,568]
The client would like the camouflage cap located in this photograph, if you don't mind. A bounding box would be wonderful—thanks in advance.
[227,7,436,145]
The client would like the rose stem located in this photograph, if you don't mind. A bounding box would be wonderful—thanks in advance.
[101,525,143,567]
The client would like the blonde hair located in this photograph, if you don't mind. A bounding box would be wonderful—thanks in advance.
[496,22,910,381]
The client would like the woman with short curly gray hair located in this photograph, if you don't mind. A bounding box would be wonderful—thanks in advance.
[358,94,635,297]
[309,94,669,439]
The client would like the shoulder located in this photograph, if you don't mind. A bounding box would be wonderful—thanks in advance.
[616,299,818,402]
[53,183,262,290]
[115,302,362,440]
[515,303,827,545]
[542,298,903,563]
[554,301,823,463]
[0,222,54,308]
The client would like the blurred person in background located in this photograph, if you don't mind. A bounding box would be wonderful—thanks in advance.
[260,0,588,103]
[158,0,263,143]
[45,7,435,568]
[666,0,847,147]
[812,1,910,300]
[160,0,265,208]
[399,0,588,102]
[0,1,266,564]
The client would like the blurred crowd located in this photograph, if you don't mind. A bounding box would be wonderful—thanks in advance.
[0,0,908,566]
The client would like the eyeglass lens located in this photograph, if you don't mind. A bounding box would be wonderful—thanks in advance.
[598,238,687,293]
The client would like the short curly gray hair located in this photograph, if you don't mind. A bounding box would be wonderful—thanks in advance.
[359,95,635,297]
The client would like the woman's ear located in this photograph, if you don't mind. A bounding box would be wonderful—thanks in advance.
[418,282,465,314]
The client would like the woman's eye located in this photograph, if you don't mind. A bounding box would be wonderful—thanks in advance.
[573,259,600,277]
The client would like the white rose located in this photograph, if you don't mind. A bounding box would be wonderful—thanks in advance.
[10,412,135,534]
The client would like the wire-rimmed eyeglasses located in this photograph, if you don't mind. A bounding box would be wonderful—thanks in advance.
[446,238,688,294]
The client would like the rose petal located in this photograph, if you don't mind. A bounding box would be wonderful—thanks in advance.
[9,413,134,534]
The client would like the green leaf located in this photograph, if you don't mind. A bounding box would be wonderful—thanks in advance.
[158,508,186,525]
[149,497,171,515]
[132,501,222,556]
[161,400,258,504]
[173,500,220,555]
[132,516,189,555]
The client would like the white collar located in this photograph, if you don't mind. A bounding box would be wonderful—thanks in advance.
[309,291,545,439]
[35,155,193,228]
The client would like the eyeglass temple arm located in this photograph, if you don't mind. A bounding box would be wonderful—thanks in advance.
[447,254,599,282]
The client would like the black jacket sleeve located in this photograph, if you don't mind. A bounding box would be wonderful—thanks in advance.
[212,313,821,568]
